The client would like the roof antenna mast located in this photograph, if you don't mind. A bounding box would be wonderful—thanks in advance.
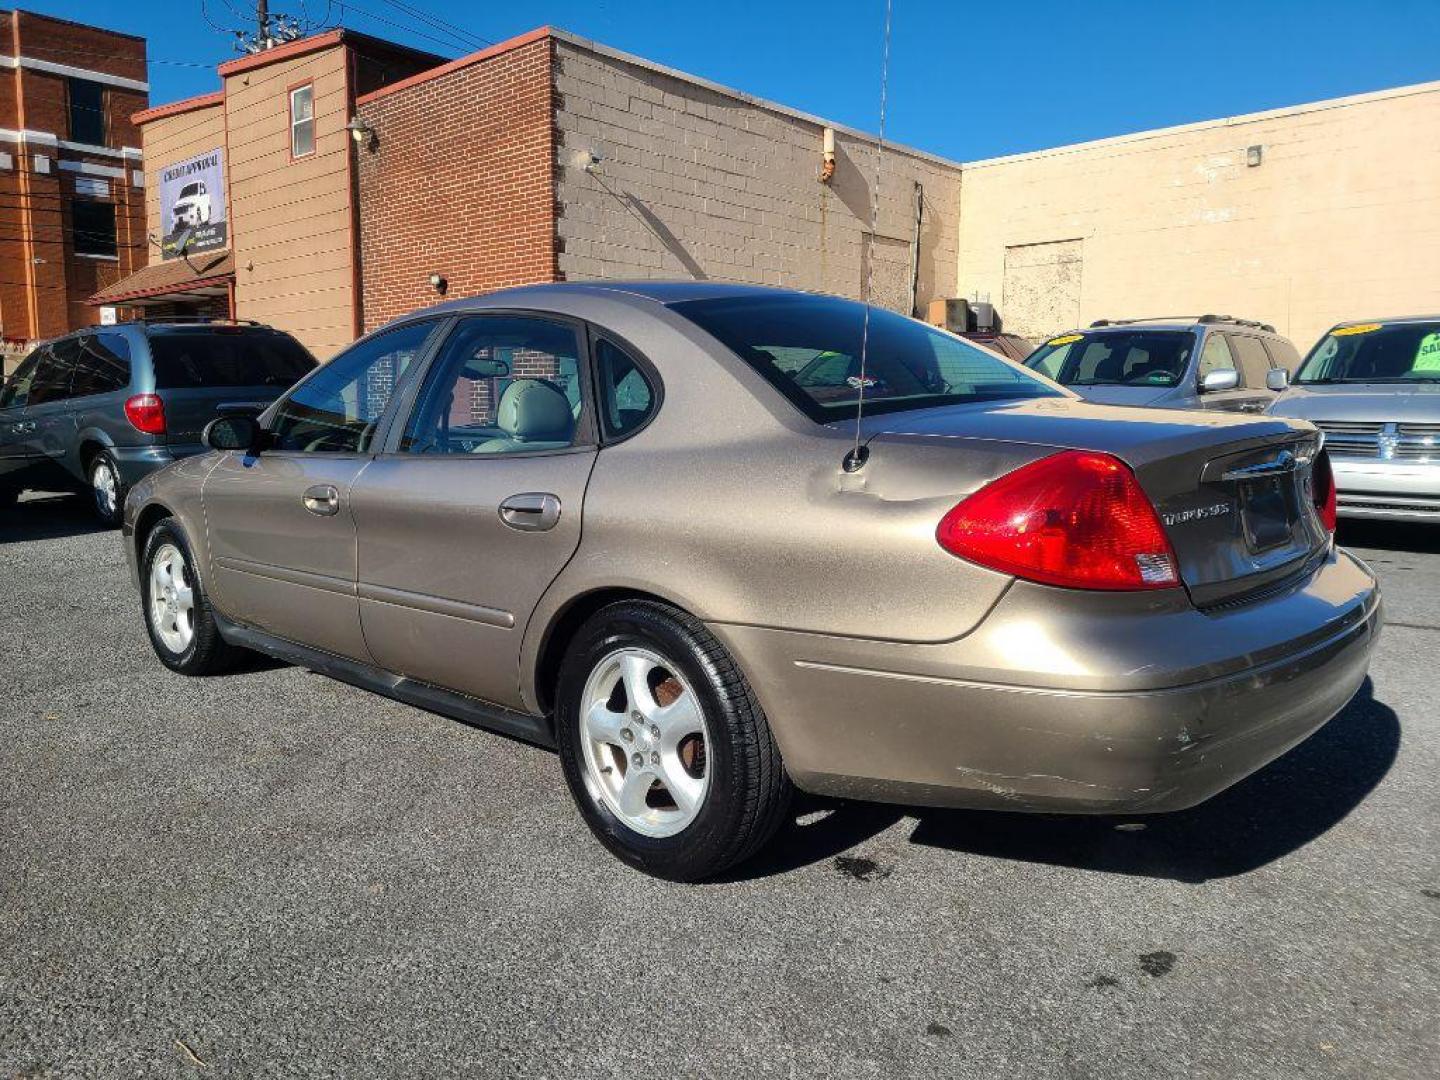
[843,0,894,474]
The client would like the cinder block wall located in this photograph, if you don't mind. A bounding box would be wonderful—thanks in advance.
[551,37,962,315]
[355,34,559,333]
[955,81,1440,349]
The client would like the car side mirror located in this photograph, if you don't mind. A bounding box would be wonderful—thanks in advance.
[203,414,267,453]
[1201,368,1239,393]
[1265,368,1290,392]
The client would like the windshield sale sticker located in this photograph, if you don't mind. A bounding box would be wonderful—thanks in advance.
[1415,332,1440,371]
[1332,323,1383,336]
[1047,334,1083,346]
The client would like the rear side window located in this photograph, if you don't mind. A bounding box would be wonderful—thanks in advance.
[149,332,316,390]
[595,338,656,439]
[1229,335,1273,388]
[1266,337,1301,373]
[70,333,132,397]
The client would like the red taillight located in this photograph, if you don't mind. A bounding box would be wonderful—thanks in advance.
[124,393,166,435]
[937,450,1180,591]
[1312,449,1337,533]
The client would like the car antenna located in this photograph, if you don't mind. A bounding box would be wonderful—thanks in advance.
[843,0,894,474]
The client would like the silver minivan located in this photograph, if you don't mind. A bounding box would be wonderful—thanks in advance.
[1025,315,1300,413]
[1268,316,1440,521]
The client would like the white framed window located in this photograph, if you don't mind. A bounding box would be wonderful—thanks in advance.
[289,83,315,159]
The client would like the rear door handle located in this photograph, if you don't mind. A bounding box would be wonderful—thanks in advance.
[303,484,340,516]
[499,492,561,532]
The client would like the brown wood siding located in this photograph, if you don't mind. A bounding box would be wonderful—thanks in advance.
[140,103,226,267]
[225,46,354,359]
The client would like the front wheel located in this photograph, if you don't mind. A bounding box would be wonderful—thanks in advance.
[556,600,792,881]
[141,518,241,675]
[88,451,124,527]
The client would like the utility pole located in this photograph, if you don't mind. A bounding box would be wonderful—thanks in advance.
[256,0,272,50]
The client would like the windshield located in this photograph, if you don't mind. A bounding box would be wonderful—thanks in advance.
[670,293,1061,421]
[1296,321,1440,384]
[1025,330,1194,388]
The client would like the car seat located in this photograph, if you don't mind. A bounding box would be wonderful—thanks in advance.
[472,379,576,453]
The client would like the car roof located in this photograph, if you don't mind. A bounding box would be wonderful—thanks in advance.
[420,280,828,317]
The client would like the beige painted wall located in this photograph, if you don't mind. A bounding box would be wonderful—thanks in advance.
[552,36,961,315]
[141,104,226,267]
[955,81,1440,351]
[225,46,356,359]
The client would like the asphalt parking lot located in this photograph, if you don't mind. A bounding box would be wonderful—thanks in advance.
[1,493,1437,1080]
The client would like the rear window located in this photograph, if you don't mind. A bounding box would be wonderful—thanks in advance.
[670,293,1059,422]
[1025,330,1195,388]
[148,331,316,389]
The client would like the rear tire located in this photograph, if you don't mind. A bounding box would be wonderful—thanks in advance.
[88,450,124,527]
[556,600,792,881]
[141,518,241,675]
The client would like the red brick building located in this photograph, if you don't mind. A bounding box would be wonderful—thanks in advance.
[0,9,147,354]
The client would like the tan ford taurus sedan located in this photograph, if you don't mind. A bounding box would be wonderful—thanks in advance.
[122,283,1382,880]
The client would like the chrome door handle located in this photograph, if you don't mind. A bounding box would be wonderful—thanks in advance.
[499,492,561,531]
[302,484,340,516]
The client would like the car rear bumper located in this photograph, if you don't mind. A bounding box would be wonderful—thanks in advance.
[709,548,1381,814]
[111,442,205,486]
[1332,458,1440,520]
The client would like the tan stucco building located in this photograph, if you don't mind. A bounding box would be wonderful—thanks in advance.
[954,80,1440,351]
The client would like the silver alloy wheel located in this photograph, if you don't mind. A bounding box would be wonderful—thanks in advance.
[91,457,118,518]
[578,646,711,838]
[148,542,196,655]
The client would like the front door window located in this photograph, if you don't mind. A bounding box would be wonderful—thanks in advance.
[268,320,438,453]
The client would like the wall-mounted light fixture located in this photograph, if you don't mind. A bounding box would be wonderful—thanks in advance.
[819,127,836,184]
[429,273,447,296]
[1246,144,1263,168]
[346,116,377,151]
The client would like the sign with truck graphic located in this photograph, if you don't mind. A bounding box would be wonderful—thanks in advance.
[159,149,227,259]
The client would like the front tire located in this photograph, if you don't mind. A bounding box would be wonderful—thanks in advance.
[88,451,124,527]
[556,600,792,881]
[141,518,240,675]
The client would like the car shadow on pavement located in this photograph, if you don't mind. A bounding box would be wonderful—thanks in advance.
[0,492,108,544]
[729,677,1397,884]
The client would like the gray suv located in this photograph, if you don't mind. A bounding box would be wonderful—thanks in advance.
[1269,316,1440,521]
[0,321,315,524]
[1024,315,1301,412]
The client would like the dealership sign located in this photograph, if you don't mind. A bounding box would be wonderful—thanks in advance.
[159,149,227,259]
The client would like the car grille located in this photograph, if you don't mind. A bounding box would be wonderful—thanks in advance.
[1312,420,1440,463]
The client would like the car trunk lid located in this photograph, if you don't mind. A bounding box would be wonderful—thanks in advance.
[856,397,1328,606]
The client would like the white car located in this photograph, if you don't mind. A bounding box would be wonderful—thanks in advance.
[171,182,212,229]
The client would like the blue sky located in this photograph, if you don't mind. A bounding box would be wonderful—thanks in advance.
[29,0,1440,160]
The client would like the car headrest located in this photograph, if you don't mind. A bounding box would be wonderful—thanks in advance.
[497,379,575,442]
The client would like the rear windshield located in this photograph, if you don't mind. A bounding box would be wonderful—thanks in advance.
[1296,321,1440,384]
[670,293,1060,421]
[1025,330,1195,388]
[148,331,316,390]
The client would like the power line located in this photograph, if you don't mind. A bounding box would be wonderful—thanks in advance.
[333,1,473,55]
[371,0,491,49]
